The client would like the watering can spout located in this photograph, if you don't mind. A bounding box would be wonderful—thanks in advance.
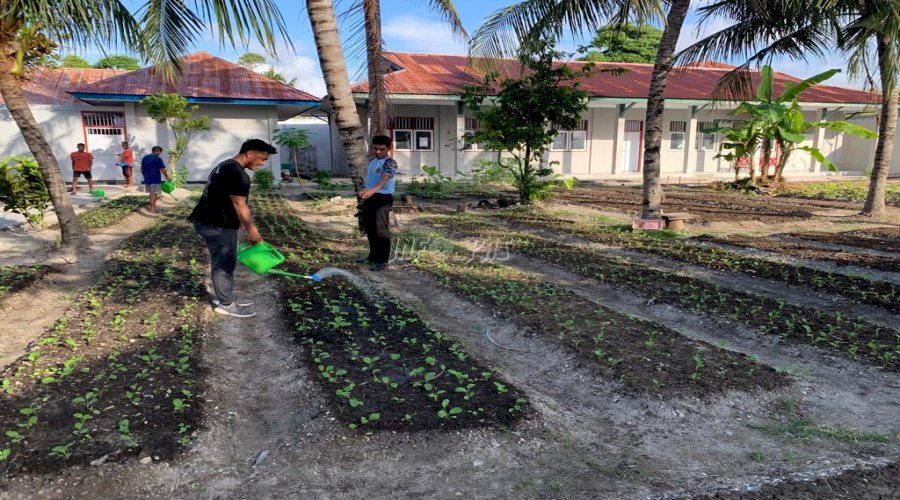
[309,274,322,282]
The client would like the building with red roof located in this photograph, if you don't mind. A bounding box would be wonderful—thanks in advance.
[351,52,881,178]
[1,52,322,182]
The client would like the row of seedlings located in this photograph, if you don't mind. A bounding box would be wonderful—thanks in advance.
[0,265,48,302]
[422,215,900,372]
[392,227,789,399]
[0,208,207,472]
[78,196,151,230]
[252,195,528,431]
[491,211,899,313]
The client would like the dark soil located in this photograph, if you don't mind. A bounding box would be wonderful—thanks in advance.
[785,227,900,253]
[557,185,865,223]
[421,214,900,372]
[694,234,900,273]
[692,460,900,499]
[495,211,900,313]
[0,265,49,301]
[253,197,528,431]
[405,244,788,399]
[0,213,207,474]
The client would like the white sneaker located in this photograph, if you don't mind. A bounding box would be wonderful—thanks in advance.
[213,302,256,318]
[213,298,254,307]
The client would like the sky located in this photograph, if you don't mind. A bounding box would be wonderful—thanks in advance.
[74,0,864,97]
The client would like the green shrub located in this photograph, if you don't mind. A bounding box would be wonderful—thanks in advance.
[253,169,276,192]
[0,156,50,227]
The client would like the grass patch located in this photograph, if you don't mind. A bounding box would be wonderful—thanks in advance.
[750,418,893,443]
[781,180,900,204]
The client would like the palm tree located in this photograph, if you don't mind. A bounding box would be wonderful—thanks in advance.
[307,0,371,189]
[677,0,897,217]
[469,0,694,219]
[0,0,292,248]
[362,0,466,135]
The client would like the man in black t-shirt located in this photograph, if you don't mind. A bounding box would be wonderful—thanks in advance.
[189,139,277,318]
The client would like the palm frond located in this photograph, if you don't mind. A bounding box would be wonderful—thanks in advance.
[137,0,205,80]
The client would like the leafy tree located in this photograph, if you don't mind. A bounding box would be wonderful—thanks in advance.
[0,0,291,248]
[469,0,689,219]
[141,93,211,185]
[237,52,267,70]
[60,54,90,68]
[273,128,311,178]
[579,23,663,63]
[93,54,140,70]
[462,40,591,204]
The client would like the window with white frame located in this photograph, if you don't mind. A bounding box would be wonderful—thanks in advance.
[551,120,588,151]
[464,117,480,150]
[696,121,717,151]
[669,121,686,150]
[392,117,434,151]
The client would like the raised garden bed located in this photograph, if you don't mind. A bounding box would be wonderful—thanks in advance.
[422,215,900,372]
[492,211,899,313]
[394,229,789,398]
[0,265,48,301]
[0,209,207,473]
[78,196,150,230]
[252,196,528,431]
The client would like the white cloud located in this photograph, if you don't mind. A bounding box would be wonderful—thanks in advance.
[382,13,468,54]
[269,55,327,97]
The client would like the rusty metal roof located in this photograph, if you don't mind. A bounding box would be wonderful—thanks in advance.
[0,68,128,106]
[352,52,876,105]
[68,52,320,103]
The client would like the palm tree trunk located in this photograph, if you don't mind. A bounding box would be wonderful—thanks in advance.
[760,137,772,179]
[862,35,896,217]
[307,0,369,189]
[0,69,87,248]
[365,0,388,136]
[641,0,690,219]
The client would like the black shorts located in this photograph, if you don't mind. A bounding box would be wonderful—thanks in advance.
[121,165,133,177]
[73,171,92,180]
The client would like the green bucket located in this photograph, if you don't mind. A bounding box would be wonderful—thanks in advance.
[161,181,175,194]
[90,189,105,198]
[237,242,285,274]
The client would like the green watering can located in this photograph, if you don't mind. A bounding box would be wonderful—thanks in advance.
[160,181,177,200]
[237,242,321,281]
[90,189,105,198]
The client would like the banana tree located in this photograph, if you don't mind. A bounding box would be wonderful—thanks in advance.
[710,66,877,183]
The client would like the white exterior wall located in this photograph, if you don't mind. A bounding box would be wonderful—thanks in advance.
[0,102,285,183]
[363,100,880,179]
[273,115,335,173]
[131,103,283,182]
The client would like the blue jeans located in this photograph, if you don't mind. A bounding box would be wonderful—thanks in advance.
[194,223,238,305]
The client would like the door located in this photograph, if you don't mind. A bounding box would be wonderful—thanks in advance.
[622,120,642,172]
[82,112,126,181]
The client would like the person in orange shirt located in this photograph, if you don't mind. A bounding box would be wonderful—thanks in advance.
[69,143,94,194]
[118,141,135,187]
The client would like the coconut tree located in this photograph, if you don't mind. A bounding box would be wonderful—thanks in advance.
[0,0,292,248]
[677,0,898,217]
[362,0,466,135]
[469,0,695,219]
[307,0,371,189]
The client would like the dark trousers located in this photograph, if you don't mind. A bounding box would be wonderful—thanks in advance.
[360,193,393,264]
[194,223,238,305]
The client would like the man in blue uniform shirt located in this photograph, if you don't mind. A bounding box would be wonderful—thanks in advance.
[356,135,396,271]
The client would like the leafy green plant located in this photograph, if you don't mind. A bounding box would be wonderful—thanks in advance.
[461,39,591,204]
[253,169,276,192]
[0,156,50,227]
[141,93,211,185]
[272,128,310,178]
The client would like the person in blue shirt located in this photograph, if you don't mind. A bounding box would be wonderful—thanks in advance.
[356,135,396,271]
[140,146,171,213]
